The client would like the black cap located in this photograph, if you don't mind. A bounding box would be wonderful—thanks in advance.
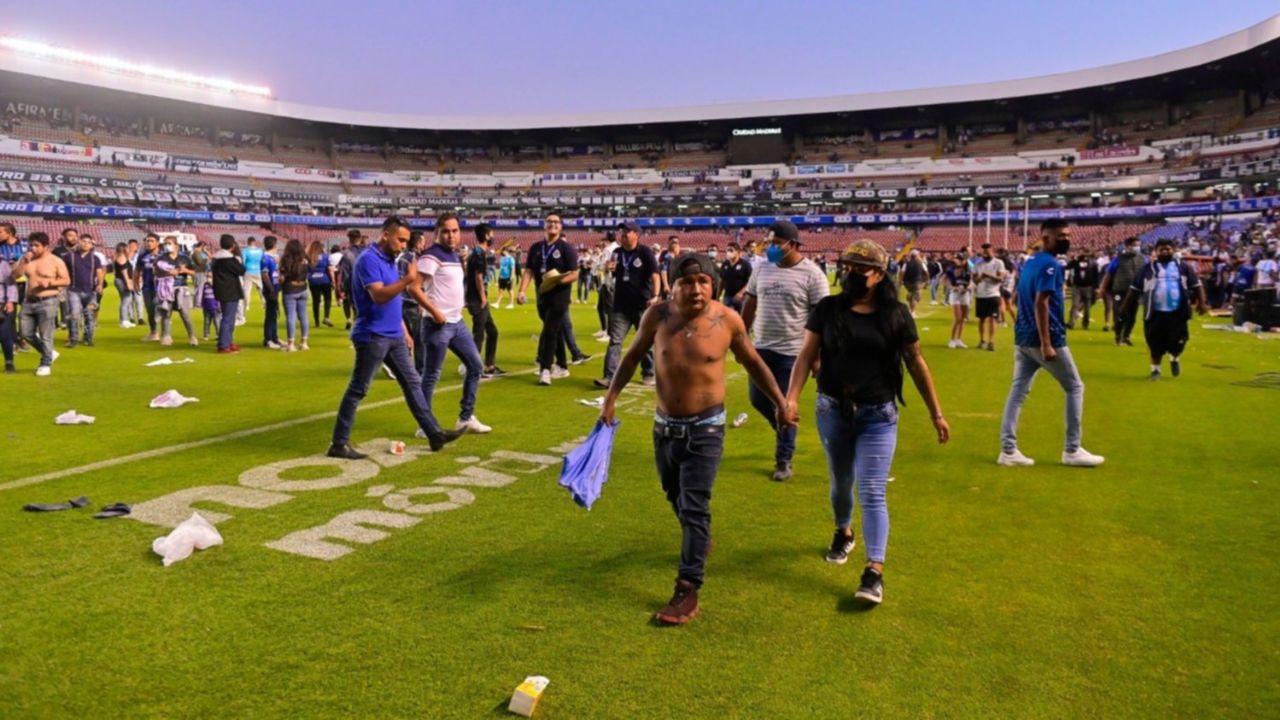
[668,253,720,295]
[617,220,640,233]
[767,220,800,244]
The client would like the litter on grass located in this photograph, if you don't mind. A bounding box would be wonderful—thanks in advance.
[145,356,196,367]
[576,397,604,408]
[152,512,222,567]
[732,412,749,428]
[54,410,95,425]
[508,676,549,717]
[149,389,200,409]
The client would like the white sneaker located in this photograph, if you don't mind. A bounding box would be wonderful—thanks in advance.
[593,331,609,341]
[946,339,957,348]
[35,365,51,377]
[456,416,492,434]
[414,428,428,439]
[142,333,159,342]
[284,342,295,352]
[537,370,552,385]
[997,449,1035,466]
[1062,448,1105,467]
[551,366,570,379]
[120,321,135,328]
[189,337,199,347]
[954,340,968,349]
[300,340,309,351]
[51,349,60,364]
[267,340,283,350]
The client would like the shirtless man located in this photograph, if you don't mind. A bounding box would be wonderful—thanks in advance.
[12,232,69,376]
[601,253,795,625]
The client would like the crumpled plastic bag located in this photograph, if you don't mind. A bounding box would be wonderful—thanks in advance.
[145,356,196,367]
[150,389,200,408]
[151,512,223,567]
[576,397,604,408]
[558,419,619,510]
[54,410,96,425]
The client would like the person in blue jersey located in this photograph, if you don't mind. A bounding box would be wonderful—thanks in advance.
[998,220,1104,468]
[259,236,282,349]
[495,246,517,309]
[1119,238,1207,380]
[237,236,264,325]
[306,240,334,328]
[133,233,161,341]
[327,216,463,460]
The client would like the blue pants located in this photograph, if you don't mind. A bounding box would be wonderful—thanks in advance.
[602,307,653,380]
[747,348,797,465]
[815,395,898,564]
[418,319,483,423]
[217,300,238,350]
[67,289,99,344]
[19,297,57,367]
[1000,345,1084,454]
[283,290,309,342]
[262,291,280,345]
[333,334,445,445]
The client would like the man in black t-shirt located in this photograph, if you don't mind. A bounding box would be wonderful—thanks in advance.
[1066,253,1099,330]
[718,242,752,313]
[899,250,927,314]
[465,224,503,376]
[518,211,580,385]
[594,221,659,388]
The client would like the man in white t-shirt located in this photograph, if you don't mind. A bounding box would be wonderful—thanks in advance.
[741,220,830,481]
[1255,249,1279,291]
[415,214,490,434]
[972,243,1007,351]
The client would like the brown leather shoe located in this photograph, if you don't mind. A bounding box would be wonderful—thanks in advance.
[655,579,700,625]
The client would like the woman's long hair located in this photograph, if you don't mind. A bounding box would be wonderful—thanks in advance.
[281,238,307,282]
[306,240,323,267]
[845,271,910,405]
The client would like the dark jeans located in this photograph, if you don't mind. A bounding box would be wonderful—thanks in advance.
[402,305,424,371]
[262,291,280,345]
[1112,293,1138,341]
[332,334,445,446]
[536,295,569,371]
[653,420,725,589]
[418,318,483,423]
[217,300,239,350]
[0,308,15,362]
[563,313,586,360]
[577,272,591,303]
[596,285,613,332]
[142,286,157,334]
[602,307,653,380]
[466,302,499,367]
[309,283,331,326]
[747,348,797,465]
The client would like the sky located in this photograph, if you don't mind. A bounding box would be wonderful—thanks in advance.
[3,0,1278,117]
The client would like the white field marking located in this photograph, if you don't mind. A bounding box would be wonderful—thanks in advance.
[0,368,540,493]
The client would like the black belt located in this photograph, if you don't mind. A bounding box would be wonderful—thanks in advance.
[653,423,724,439]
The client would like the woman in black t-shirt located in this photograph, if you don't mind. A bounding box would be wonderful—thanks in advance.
[111,242,136,328]
[785,240,950,606]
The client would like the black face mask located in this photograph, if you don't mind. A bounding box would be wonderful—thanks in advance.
[842,272,870,299]
[1055,240,1071,255]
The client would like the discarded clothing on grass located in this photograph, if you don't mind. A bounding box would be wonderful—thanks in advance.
[55,410,96,425]
[145,356,196,367]
[94,503,131,519]
[152,512,222,567]
[23,496,90,512]
[149,389,200,409]
[558,419,619,510]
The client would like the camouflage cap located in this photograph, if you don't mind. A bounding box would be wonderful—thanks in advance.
[840,240,889,271]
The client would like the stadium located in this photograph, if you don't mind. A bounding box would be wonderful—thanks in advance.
[2,7,1278,719]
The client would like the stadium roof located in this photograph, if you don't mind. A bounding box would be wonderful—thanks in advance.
[2,15,1278,131]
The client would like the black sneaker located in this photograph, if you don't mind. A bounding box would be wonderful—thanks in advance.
[4,362,14,374]
[1149,369,1161,381]
[326,443,367,460]
[485,365,507,376]
[592,377,612,389]
[83,339,94,347]
[571,354,592,366]
[854,567,884,605]
[1121,338,1134,347]
[429,428,465,452]
[1170,357,1181,377]
[825,531,855,565]
[986,342,995,352]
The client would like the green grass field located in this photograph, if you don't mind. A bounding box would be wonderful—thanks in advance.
[1,290,1277,719]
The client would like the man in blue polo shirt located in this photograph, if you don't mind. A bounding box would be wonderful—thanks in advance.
[998,219,1104,468]
[327,216,464,460]
[238,237,264,325]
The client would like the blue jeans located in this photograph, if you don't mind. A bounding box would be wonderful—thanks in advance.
[602,308,653,380]
[418,319,483,423]
[333,334,445,445]
[815,395,898,564]
[142,286,157,334]
[1000,345,1084,454]
[217,300,239,350]
[67,289,99,344]
[262,291,280,345]
[283,290,309,342]
[747,348,797,465]
[19,296,58,367]
[563,312,585,360]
